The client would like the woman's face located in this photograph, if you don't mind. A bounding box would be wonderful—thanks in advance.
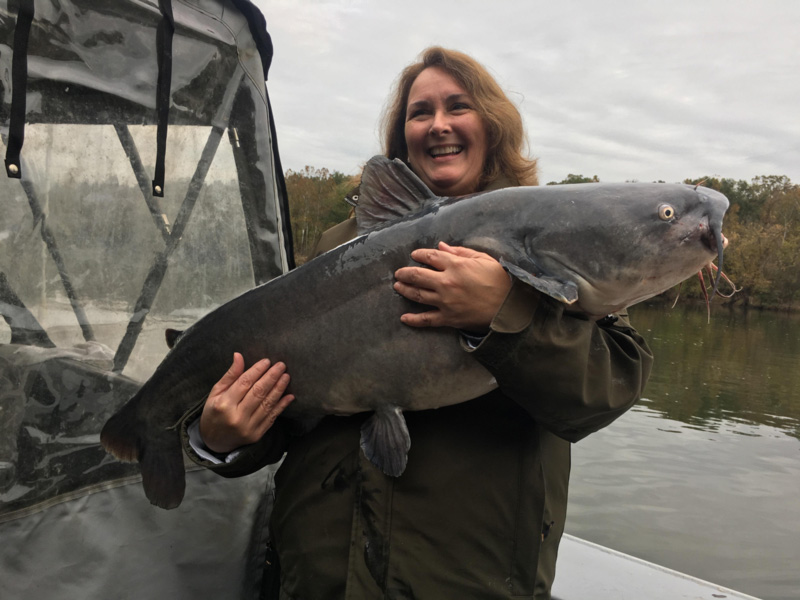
[404,67,488,196]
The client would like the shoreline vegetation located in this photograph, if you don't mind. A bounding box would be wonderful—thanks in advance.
[287,168,799,312]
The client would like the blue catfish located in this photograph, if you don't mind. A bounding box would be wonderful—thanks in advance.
[101,156,729,508]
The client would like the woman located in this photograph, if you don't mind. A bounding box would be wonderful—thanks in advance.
[183,47,653,599]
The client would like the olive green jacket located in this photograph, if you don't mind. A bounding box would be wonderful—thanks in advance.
[182,185,653,599]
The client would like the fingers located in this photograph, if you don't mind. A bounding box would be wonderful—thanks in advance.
[400,310,442,328]
[395,243,494,288]
[208,352,247,397]
[393,242,511,331]
[252,383,295,434]
[242,361,293,421]
[393,278,438,305]
[436,241,485,259]
[393,245,459,299]
[200,354,294,454]
[403,242,476,271]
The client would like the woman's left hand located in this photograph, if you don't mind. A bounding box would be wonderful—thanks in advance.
[393,241,511,332]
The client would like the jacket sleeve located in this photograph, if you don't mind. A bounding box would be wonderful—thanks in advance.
[465,278,654,442]
[179,397,293,478]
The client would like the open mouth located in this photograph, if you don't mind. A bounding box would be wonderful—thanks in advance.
[698,226,728,254]
[429,145,463,158]
[681,219,727,254]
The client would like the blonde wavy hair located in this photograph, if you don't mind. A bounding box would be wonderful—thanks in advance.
[382,46,538,189]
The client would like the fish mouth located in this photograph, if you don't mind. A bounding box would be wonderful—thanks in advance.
[428,145,463,158]
[689,217,728,294]
[682,218,727,254]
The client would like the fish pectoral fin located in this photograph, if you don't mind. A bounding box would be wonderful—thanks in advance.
[359,406,411,477]
[500,259,579,305]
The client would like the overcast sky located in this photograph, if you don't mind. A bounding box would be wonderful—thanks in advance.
[253,0,800,185]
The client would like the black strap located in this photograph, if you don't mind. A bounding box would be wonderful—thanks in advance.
[5,0,35,179]
[152,0,175,197]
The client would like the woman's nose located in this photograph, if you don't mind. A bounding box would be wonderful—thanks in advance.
[429,110,452,135]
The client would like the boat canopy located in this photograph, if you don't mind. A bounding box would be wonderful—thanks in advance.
[1,1,291,597]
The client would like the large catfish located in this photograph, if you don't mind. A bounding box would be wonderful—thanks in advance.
[101,156,730,508]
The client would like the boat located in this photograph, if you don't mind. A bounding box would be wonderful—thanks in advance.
[553,534,761,599]
[1,1,289,597]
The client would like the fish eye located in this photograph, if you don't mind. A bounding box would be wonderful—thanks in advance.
[658,204,676,220]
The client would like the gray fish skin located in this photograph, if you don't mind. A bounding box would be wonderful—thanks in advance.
[101,157,729,509]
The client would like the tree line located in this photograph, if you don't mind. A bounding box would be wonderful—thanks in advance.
[285,166,356,263]
[287,168,799,310]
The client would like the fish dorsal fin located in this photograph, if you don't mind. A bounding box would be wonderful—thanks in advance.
[355,156,438,234]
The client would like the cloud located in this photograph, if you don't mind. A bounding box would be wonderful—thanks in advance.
[255,0,800,184]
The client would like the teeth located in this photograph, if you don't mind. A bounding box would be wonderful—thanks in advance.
[429,145,463,157]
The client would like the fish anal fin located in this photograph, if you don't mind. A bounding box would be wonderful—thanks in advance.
[500,259,579,305]
[359,406,411,477]
[355,156,438,234]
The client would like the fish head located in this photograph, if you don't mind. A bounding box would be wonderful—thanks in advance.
[527,183,730,317]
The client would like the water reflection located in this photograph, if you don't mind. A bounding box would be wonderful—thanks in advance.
[630,304,800,439]
[565,304,800,600]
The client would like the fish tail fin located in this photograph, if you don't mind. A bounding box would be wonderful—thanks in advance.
[359,406,411,477]
[101,404,186,509]
[100,405,141,463]
[140,433,186,510]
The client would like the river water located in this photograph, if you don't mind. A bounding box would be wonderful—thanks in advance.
[565,304,800,600]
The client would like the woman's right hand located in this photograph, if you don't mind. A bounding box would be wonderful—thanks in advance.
[199,352,294,454]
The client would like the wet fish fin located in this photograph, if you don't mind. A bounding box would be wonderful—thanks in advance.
[500,259,579,305]
[359,406,411,477]
[165,328,184,349]
[140,433,186,509]
[100,406,141,463]
[101,407,186,509]
[356,156,438,234]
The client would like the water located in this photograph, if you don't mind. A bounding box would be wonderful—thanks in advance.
[565,304,800,600]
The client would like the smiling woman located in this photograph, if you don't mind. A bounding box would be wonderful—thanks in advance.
[403,67,488,195]
[383,46,539,192]
[180,45,654,600]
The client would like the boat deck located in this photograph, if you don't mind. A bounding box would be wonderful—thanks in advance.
[553,534,761,599]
